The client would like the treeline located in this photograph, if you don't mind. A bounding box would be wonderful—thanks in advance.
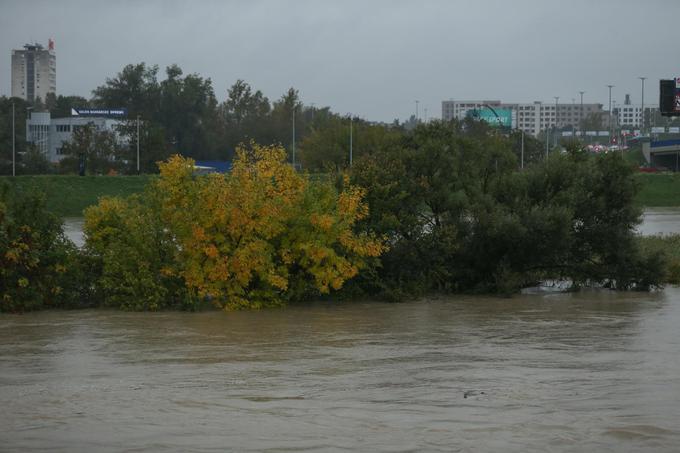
[1,121,669,312]
[1,62,409,175]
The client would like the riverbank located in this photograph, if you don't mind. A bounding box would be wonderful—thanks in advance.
[2,172,680,218]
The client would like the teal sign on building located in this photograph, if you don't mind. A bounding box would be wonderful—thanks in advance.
[466,108,513,128]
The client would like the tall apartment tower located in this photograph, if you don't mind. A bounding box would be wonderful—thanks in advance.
[11,39,56,104]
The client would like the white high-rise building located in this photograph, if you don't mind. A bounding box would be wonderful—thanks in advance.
[11,40,56,104]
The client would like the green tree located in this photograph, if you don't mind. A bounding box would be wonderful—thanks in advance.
[58,123,123,175]
[1,182,84,312]
[0,97,30,175]
[159,64,221,159]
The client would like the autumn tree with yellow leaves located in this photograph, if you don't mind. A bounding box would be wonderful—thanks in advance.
[84,143,385,310]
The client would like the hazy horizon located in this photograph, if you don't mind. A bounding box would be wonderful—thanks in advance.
[1,0,678,122]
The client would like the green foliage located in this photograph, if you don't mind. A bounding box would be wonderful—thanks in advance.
[58,123,125,175]
[83,193,193,310]
[0,182,85,312]
[0,97,30,175]
[300,118,402,171]
[350,120,663,298]
[637,234,680,284]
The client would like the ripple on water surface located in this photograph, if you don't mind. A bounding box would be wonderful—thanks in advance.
[1,289,679,451]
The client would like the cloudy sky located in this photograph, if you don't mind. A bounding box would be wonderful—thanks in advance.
[1,0,678,122]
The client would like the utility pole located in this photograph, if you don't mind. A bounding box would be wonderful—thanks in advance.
[292,106,296,168]
[415,100,419,122]
[579,91,585,138]
[349,115,353,166]
[12,101,16,177]
[521,129,524,170]
[607,85,614,143]
[639,77,646,135]
[554,96,559,147]
[136,115,140,174]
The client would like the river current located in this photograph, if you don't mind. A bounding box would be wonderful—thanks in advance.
[1,212,679,451]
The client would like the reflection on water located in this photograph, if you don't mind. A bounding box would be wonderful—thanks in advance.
[63,217,85,247]
[1,289,679,451]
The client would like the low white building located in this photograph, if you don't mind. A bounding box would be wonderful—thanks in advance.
[26,112,126,162]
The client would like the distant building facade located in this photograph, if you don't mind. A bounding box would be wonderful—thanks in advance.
[11,40,56,104]
[442,99,604,136]
[26,112,125,163]
[613,94,659,129]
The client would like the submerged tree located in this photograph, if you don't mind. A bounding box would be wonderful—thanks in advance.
[84,143,386,310]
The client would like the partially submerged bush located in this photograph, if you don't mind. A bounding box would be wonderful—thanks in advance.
[84,143,385,310]
[0,183,84,312]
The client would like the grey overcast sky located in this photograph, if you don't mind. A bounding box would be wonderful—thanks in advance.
[1,0,678,122]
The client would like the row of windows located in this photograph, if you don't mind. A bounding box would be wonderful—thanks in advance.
[56,124,71,132]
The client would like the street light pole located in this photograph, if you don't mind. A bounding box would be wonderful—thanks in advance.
[521,129,524,169]
[639,77,646,135]
[136,115,140,174]
[607,85,614,143]
[579,91,585,138]
[292,106,296,168]
[554,96,559,146]
[349,114,353,166]
[12,101,15,177]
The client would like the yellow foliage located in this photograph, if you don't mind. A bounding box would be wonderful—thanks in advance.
[148,143,385,309]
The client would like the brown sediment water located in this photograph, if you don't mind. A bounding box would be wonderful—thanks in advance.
[1,288,679,451]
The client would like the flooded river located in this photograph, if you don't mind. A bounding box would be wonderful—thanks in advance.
[2,290,680,451]
[2,210,679,451]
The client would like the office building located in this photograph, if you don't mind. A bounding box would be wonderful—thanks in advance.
[11,40,56,104]
[442,99,604,136]
[26,112,125,163]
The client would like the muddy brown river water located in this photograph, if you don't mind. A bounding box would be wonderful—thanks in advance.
[2,212,680,451]
[2,290,680,452]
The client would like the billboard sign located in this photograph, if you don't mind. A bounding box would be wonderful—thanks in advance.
[668,127,680,134]
[652,127,666,133]
[466,108,512,128]
[71,108,128,117]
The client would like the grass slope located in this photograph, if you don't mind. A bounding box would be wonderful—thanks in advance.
[2,170,680,218]
[636,173,680,207]
[2,175,154,217]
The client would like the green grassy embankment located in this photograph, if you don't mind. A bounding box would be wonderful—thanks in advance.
[2,175,154,217]
[2,170,680,218]
[635,173,680,207]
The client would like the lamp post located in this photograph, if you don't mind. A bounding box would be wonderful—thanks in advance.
[136,115,140,174]
[607,85,614,143]
[11,101,15,177]
[292,106,296,169]
[638,77,646,135]
[554,96,559,147]
[579,91,585,138]
[349,114,353,166]
[521,128,525,169]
